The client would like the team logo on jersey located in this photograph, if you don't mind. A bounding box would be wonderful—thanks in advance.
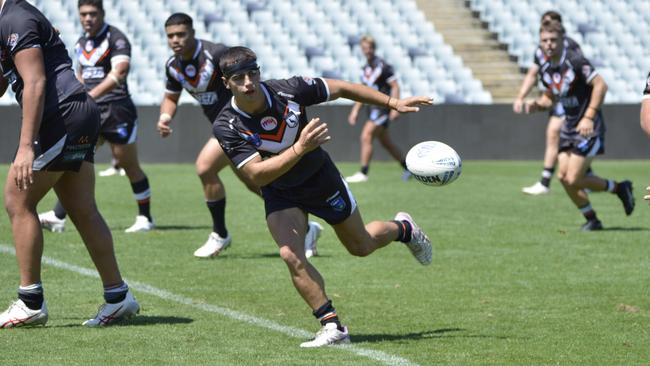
[260,116,278,131]
[326,191,347,212]
[185,64,197,78]
[549,69,575,96]
[7,33,19,50]
[115,39,127,50]
[85,40,94,52]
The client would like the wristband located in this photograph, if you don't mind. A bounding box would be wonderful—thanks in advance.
[386,96,392,109]
[159,113,172,122]
[291,144,301,157]
[108,73,121,86]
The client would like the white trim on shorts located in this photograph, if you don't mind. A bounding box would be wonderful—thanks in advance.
[339,174,358,215]
[127,120,138,144]
[585,136,602,157]
[32,135,67,171]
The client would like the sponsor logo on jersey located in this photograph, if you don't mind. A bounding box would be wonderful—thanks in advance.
[185,64,197,78]
[194,91,217,105]
[284,101,301,128]
[85,40,94,52]
[7,33,19,50]
[114,39,127,50]
[237,130,262,147]
[260,116,278,131]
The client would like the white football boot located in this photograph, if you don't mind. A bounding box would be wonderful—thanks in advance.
[522,182,550,195]
[38,210,66,233]
[98,167,126,177]
[0,299,48,328]
[125,215,155,233]
[300,322,351,348]
[193,232,232,258]
[304,221,323,259]
[345,172,368,183]
[394,212,432,265]
[83,290,140,327]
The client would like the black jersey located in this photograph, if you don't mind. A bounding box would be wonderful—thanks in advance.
[165,39,230,121]
[75,24,131,103]
[0,0,84,111]
[643,71,650,99]
[539,47,603,135]
[213,76,330,189]
[533,36,582,68]
[360,56,396,96]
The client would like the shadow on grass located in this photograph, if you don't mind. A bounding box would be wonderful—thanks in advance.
[151,225,212,231]
[352,328,514,343]
[45,315,193,328]
[600,226,649,232]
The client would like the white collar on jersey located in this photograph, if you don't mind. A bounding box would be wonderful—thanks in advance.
[230,83,273,119]
[191,40,203,60]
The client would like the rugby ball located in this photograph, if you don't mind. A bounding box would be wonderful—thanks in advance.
[405,141,462,186]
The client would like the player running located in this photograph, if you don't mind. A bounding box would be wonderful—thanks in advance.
[0,0,139,328]
[212,46,433,347]
[345,35,410,183]
[525,20,634,230]
[514,11,585,195]
[39,0,154,233]
[157,13,322,258]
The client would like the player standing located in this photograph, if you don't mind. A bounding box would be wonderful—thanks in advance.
[0,0,139,327]
[525,21,634,230]
[213,46,433,347]
[157,13,322,258]
[514,11,584,195]
[39,0,154,233]
[345,36,410,183]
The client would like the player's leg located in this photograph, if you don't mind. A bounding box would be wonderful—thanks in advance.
[345,120,379,183]
[557,151,603,230]
[523,115,563,195]
[377,126,410,180]
[54,162,139,325]
[110,142,154,232]
[266,207,349,347]
[193,138,233,257]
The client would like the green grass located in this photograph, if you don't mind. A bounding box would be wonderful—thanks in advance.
[1,161,649,365]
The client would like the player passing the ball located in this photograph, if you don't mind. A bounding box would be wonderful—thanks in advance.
[525,20,634,230]
[212,46,433,347]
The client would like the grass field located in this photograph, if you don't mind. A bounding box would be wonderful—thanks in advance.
[0,161,649,365]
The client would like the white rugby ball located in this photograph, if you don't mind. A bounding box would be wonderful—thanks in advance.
[405,141,462,186]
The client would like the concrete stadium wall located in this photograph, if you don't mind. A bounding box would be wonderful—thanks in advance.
[1,104,649,164]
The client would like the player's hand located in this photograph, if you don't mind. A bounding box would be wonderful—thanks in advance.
[513,98,524,113]
[393,96,433,113]
[157,118,173,138]
[524,99,539,114]
[347,111,357,126]
[13,144,35,191]
[389,109,400,121]
[294,118,331,155]
[576,117,594,137]
[644,186,650,203]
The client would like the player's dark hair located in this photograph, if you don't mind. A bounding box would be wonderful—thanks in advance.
[78,0,103,11]
[541,10,562,23]
[219,46,258,77]
[540,20,565,35]
[165,13,193,29]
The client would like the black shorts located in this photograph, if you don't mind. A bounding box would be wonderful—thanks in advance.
[559,133,605,157]
[367,106,390,127]
[30,93,100,172]
[98,98,138,145]
[261,159,357,225]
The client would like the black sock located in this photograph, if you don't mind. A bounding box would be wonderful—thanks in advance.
[392,220,413,243]
[18,284,44,310]
[131,177,152,221]
[400,159,407,170]
[313,300,343,331]
[104,282,128,304]
[360,166,369,175]
[540,167,555,188]
[579,204,598,221]
[207,199,228,238]
[53,201,67,220]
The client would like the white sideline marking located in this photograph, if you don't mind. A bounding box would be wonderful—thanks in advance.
[0,245,419,366]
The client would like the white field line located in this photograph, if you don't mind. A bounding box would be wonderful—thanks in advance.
[0,245,419,366]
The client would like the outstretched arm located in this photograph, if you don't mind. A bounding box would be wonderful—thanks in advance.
[325,78,432,113]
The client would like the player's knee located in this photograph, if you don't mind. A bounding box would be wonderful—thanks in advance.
[195,159,213,179]
[563,174,580,186]
[279,245,305,269]
[342,240,372,257]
